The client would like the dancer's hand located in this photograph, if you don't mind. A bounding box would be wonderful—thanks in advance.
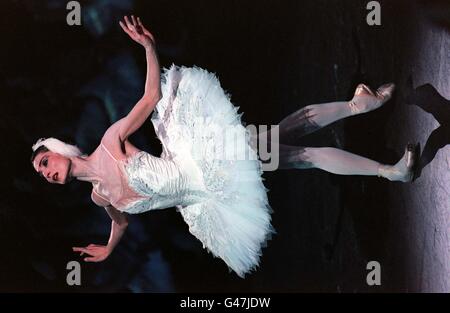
[119,15,155,49]
[73,244,112,262]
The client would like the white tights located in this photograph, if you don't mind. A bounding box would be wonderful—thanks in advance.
[257,100,410,181]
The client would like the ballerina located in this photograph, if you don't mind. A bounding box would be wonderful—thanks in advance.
[31,16,417,278]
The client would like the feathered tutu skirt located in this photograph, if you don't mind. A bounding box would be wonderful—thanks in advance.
[150,64,275,278]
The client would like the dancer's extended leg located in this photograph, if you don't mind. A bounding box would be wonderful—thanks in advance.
[258,83,395,144]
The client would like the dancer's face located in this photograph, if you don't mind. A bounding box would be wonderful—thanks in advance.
[33,151,71,184]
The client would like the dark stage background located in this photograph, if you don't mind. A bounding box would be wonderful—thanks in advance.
[0,0,449,292]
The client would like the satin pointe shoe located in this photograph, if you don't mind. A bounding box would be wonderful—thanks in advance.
[378,143,419,182]
[349,83,396,115]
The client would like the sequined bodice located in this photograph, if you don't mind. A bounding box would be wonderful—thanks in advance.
[91,143,206,214]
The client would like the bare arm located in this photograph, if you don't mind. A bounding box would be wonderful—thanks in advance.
[104,205,129,255]
[73,204,129,262]
[117,15,162,141]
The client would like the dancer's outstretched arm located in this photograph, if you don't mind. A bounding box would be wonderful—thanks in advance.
[116,15,162,141]
[73,205,129,262]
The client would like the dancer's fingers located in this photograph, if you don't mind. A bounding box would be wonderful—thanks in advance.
[131,15,137,26]
[124,16,134,31]
[132,17,143,35]
[73,247,92,255]
[119,21,133,36]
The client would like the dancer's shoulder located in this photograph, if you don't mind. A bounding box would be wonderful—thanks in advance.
[91,188,110,207]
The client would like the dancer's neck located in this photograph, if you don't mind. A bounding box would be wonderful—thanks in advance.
[69,155,98,182]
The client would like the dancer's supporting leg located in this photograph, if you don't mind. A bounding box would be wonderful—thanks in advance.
[277,143,417,182]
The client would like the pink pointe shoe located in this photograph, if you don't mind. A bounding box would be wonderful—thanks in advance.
[378,143,419,182]
[349,83,396,115]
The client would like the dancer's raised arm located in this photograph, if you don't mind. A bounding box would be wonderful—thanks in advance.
[116,15,162,141]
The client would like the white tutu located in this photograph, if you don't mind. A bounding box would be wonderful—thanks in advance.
[150,65,275,278]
